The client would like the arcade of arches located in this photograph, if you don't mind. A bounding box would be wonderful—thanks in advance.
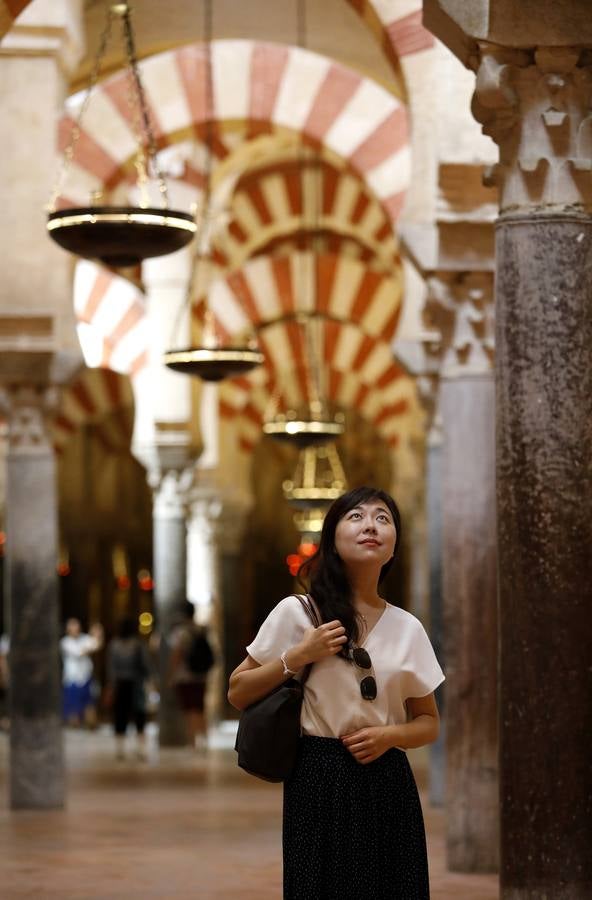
[0,1,591,898]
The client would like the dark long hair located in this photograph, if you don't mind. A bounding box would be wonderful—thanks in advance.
[298,486,402,653]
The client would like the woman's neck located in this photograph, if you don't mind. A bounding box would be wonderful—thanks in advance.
[347,567,384,609]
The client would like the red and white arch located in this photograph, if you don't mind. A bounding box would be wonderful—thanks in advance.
[57,40,410,224]
[52,366,134,455]
[200,253,402,343]
[213,158,399,273]
[74,260,148,380]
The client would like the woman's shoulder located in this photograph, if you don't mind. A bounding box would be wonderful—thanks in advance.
[276,594,311,614]
[265,594,314,626]
[383,604,427,633]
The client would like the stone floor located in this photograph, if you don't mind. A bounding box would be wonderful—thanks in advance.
[0,725,499,899]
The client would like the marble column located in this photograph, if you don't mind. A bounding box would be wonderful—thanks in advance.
[425,270,498,872]
[426,412,445,808]
[186,489,224,726]
[150,466,192,746]
[216,498,251,720]
[472,44,592,898]
[424,4,592,891]
[2,384,64,809]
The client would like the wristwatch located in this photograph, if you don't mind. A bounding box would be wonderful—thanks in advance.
[280,650,297,677]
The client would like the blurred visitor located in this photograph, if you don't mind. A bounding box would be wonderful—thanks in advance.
[61,618,104,727]
[168,601,215,750]
[106,617,151,761]
[0,633,9,731]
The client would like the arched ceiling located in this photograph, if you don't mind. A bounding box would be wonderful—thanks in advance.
[56,39,409,224]
[199,253,402,342]
[52,367,134,455]
[2,1,434,91]
[210,156,400,273]
[3,2,435,467]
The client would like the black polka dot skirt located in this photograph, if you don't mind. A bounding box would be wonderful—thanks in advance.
[283,735,430,899]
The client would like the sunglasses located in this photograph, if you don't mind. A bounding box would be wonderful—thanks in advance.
[351,647,377,701]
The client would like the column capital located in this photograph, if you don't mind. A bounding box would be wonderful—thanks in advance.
[423,270,495,379]
[0,383,60,455]
[187,489,223,533]
[471,44,592,214]
[149,467,194,520]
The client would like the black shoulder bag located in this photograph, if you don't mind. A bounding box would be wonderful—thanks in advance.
[234,594,320,783]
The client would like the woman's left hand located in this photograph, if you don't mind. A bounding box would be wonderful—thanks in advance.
[340,726,395,764]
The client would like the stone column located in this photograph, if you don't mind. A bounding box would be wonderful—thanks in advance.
[186,488,223,725]
[472,44,592,898]
[426,408,446,808]
[425,270,498,872]
[1,382,64,809]
[150,463,192,746]
[424,4,592,891]
[216,497,251,720]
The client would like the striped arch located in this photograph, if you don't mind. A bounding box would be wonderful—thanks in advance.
[57,40,410,223]
[199,253,402,345]
[213,157,399,273]
[74,260,148,379]
[52,366,134,455]
[1,2,434,72]
[345,0,435,75]
[218,322,415,453]
[0,0,27,37]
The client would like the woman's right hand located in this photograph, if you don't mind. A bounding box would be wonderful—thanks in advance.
[293,620,347,666]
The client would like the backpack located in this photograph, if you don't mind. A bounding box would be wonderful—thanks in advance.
[186,630,215,675]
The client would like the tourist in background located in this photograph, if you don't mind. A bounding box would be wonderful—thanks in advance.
[106,617,151,761]
[61,618,104,727]
[168,601,215,751]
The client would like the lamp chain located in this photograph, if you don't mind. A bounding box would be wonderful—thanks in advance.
[46,7,115,213]
[120,5,168,209]
[168,0,215,350]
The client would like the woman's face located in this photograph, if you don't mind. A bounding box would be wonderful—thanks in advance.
[333,499,397,571]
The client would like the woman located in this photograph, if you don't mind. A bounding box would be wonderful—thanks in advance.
[228,486,444,899]
[107,617,151,761]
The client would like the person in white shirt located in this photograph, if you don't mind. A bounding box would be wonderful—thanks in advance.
[61,618,103,726]
[228,485,444,900]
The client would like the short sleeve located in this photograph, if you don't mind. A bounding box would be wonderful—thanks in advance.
[246,596,310,666]
[405,620,445,699]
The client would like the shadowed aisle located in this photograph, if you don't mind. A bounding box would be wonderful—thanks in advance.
[0,727,498,898]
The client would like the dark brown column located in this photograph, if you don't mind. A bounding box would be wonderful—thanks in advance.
[422,6,592,891]
[425,271,498,872]
[440,374,497,871]
[426,416,445,807]
[496,216,592,896]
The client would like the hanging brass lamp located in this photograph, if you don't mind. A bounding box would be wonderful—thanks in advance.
[162,0,263,383]
[263,406,345,449]
[262,313,345,449]
[283,442,347,509]
[164,310,264,382]
[46,4,196,267]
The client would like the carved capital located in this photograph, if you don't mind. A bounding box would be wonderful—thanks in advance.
[472,43,592,213]
[187,490,223,544]
[149,467,193,520]
[0,385,59,454]
[423,271,495,379]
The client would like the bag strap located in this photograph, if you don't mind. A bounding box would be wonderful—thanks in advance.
[295,593,321,629]
[293,593,321,685]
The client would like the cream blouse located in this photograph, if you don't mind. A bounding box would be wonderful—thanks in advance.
[246,595,445,741]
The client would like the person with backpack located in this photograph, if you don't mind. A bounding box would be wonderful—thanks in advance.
[106,617,152,761]
[168,600,215,750]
